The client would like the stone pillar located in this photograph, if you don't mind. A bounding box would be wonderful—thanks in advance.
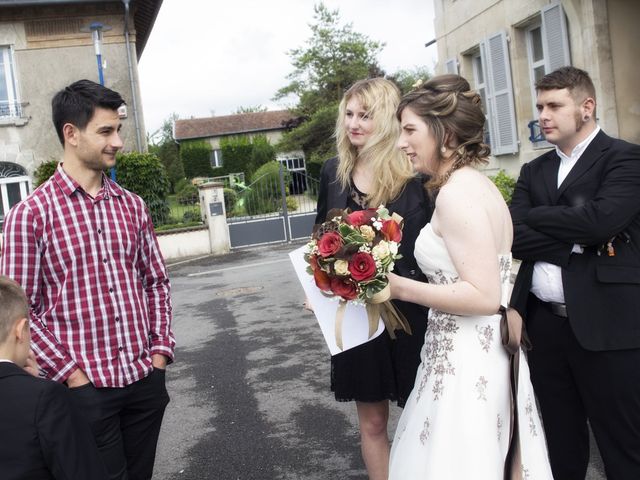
[198,182,230,255]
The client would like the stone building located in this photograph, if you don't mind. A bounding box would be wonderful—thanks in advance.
[0,0,161,226]
[432,0,639,175]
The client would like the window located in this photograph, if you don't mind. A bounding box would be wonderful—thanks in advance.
[472,53,491,147]
[445,58,458,74]
[278,156,306,172]
[470,31,518,156]
[526,25,547,86]
[210,149,223,168]
[524,2,571,100]
[0,46,20,118]
[0,162,30,231]
[525,3,570,145]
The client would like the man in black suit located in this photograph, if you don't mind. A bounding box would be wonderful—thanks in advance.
[0,275,108,480]
[510,66,640,480]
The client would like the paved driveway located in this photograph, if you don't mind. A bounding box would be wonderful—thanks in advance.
[153,242,606,479]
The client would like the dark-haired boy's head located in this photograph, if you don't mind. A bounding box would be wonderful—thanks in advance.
[0,276,30,365]
[52,79,125,145]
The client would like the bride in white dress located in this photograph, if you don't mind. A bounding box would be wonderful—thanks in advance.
[387,75,553,479]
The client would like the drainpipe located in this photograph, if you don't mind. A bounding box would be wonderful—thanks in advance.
[123,0,143,152]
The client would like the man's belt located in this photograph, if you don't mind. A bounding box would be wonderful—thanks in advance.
[540,300,568,318]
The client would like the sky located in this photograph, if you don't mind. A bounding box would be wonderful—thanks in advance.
[137,0,438,138]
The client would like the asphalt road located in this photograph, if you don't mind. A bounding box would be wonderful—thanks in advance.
[152,242,606,480]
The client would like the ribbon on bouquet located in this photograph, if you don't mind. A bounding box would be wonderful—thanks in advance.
[334,285,412,351]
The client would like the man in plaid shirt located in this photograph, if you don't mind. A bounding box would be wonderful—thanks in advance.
[0,79,175,480]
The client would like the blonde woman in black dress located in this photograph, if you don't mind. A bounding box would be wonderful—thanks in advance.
[315,77,431,479]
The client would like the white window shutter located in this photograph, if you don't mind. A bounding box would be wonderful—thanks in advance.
[542,3,571,72]
[483,31,518,155]
[445,58,458,74]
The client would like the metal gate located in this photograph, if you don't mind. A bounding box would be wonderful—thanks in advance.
[226,164,318,249]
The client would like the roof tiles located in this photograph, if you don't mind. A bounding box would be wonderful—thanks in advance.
[174,110,297,141]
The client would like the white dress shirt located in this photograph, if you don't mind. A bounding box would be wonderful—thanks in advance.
[531,126,601,303]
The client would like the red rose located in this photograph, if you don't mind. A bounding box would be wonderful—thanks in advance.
[314,268,331,291]
[346,208,377,227]
[330,277,359,301]
[348,252,377,281]
[381,219,402,243]
[317,231,343,257]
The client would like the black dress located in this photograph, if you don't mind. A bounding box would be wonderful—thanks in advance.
[315,157,432,407]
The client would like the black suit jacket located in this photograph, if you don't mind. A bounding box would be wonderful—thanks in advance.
[0,362,108,480]
[315,157,433,321]
[510,130,640,351]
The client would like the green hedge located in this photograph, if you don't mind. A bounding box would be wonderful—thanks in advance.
[33,159,59,187]
[490,170,517,205]
[219,136,252,177]
[115,152,170,226]
[180,140,213,178]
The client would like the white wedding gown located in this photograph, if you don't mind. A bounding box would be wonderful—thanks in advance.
[389,224,554,479]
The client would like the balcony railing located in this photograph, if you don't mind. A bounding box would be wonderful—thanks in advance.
[0,101,25,118]
[527,119,546,143]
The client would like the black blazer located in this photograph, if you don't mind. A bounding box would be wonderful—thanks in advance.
[0,362,108,480]
[315,157,433,325]
[510,131,640,351]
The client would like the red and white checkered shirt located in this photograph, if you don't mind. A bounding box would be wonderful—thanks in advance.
[0,164,174,388]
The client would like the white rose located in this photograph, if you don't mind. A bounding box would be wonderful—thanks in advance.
[372,241,390,259]
[359,225,375,242]
[389,242,398,256]
[334,259,350,276]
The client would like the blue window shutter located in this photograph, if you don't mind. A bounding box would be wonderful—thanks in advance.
[483,31,518,155]
[542,3,571,71]
[445,58,458,74]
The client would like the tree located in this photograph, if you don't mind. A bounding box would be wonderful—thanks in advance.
[274,3,384,165]
[277,103,337,165]
[234,105,268,114]
[148,113,185,192]
[389,66,433,95]
[274,3,384,116]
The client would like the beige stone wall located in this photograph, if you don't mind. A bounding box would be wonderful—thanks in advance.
[607,0,640,144]
[434,0,553,176]
[0,7,146,177]
[434,0,639,176]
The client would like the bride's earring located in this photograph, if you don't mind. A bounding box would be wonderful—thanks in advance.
[440,146,447,154]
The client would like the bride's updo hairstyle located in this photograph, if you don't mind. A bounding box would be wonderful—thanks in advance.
[397,74,490,191]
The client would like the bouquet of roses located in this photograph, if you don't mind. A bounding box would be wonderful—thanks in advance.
[304,206,412,349]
